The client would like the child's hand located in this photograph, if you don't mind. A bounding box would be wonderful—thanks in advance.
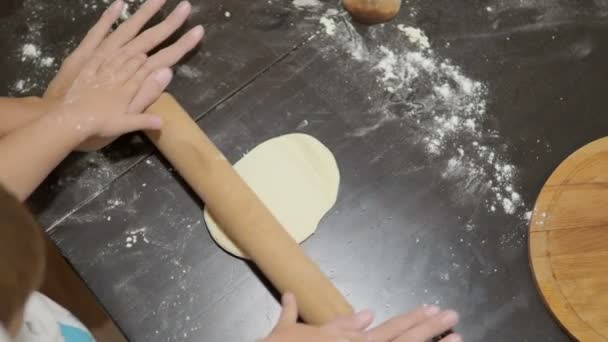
[264,293,462,342]
[263,293,373,342]
[366,306,461,342]
[44,0,203,150]
[49,51,164,140]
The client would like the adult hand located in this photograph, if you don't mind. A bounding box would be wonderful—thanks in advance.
[44,0,203,150]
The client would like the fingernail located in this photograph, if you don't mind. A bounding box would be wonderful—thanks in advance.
[154,68,173,84]
[178,1,191,12]
[355,309,374,324]
[282,293,294,305]
[441,311,459,325]
[113,0,124,11]
[424,305,440,316]
[149,116,163,128]
[191,25,204,38]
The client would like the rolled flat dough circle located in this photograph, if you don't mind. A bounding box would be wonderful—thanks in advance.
[203,133,340,258]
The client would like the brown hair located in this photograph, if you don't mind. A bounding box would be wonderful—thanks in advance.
[0,185,46,329]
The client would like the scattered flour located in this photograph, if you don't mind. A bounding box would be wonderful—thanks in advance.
[117,0,146,20]
[293,0,322,8]
[397,25,430,49]
[296,119,309,130]
[120,3,131,20]
[123,227,150,248]
[106,198,125,211]
[14,80,25,91]
[9,0,128,95]
[17,43,57,71]
[325,8,339,16]
[316,19,524,214]
[41,57,55,67]
[177,64,203,79]
[21,43,41,61]
[319,17,337,36]
[83,2,100,10]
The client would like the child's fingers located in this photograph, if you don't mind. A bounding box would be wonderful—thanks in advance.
[336,331,368,342]
[100,0,167,52]
[116,54,148,84]
[145,25,203,70]
[365,306,440,342]
[123,63,156,98]
[393,310,459,342]
[100,49,135,76]
[122,1,192,55]
[77,0,124,55]
[438,333,462,342]
[80,54,107,79]
[107,113,163,136]
[324,310,374,332]
[128,69,173,113]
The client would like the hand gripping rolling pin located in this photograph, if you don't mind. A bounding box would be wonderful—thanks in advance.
[145,93,353,325]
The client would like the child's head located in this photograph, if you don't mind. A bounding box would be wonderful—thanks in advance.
[0,185,46,336]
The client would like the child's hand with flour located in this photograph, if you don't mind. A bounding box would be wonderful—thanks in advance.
[263,293,461,342]
[46,0,203,150]
[0,0,203,200]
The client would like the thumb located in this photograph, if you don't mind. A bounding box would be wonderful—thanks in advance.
[128,68,173,114]
[275,293,298,329]
[107,113,163,136]
[325,309,374,332]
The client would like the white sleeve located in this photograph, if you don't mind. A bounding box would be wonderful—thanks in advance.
[14,292,94,342]
[0,325,12,342]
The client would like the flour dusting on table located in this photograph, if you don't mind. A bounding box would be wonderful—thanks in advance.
[319,17,337,36]
[6,0,145,96]
[292,0,322,9]
[314,13,524,215]
[177,65,203,79]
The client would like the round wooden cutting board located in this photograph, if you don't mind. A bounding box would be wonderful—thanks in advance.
[530,137,608,341]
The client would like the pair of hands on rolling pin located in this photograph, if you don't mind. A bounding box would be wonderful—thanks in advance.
[57,4,463,341]
[0,1,462,340]
[0,0,203,200]
[264,293,461,342]
[53,3,464,341]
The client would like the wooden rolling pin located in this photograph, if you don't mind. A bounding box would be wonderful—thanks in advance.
[145,93,353,325]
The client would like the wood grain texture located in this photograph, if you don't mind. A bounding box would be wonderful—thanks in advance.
[530,137,608,341]
[145,93,353,325]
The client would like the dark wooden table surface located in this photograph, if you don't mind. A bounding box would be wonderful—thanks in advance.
[4,0,608,341]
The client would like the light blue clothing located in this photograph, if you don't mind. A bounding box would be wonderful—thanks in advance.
[14,292,94,342]
[58,324,94,342]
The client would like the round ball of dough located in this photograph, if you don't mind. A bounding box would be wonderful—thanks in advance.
[203,133,340,258]
[342,0,402,25]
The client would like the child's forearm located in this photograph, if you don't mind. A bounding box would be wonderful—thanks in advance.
[0,97,49,137]
[0,109,85,201]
